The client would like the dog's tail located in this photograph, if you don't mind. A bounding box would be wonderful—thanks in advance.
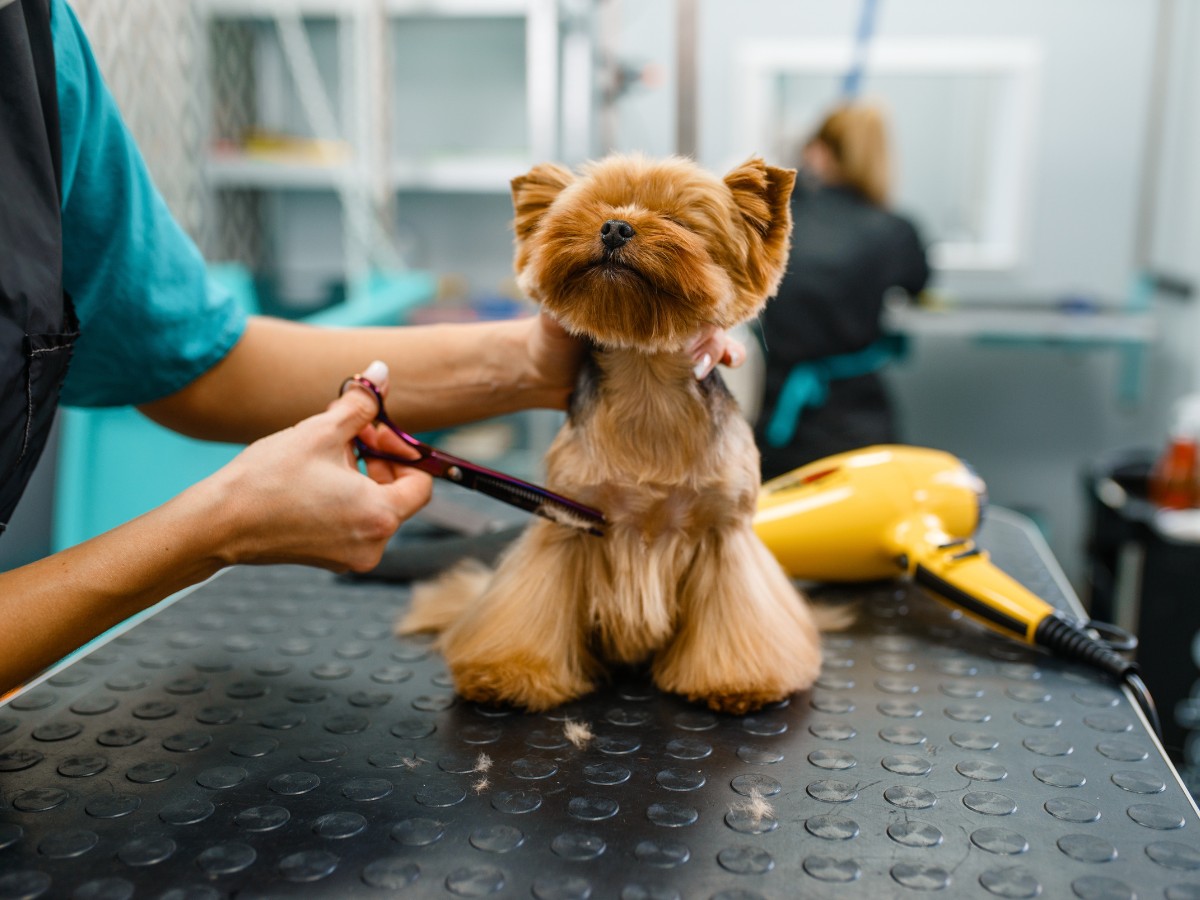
[396,558,493,636]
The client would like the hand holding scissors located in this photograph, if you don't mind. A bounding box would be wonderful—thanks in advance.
[340,373,606,536]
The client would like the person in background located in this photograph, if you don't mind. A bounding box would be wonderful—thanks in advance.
[754,101,930,480]
[0,0,740,692]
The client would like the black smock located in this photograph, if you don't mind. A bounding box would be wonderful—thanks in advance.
[0,0,75,534]
[754,177,929,480]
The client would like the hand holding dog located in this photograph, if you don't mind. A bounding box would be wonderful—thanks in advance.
[527,311,745,403]
[689,323,746,380]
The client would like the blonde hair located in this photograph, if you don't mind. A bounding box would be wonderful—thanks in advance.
[808,102,892,207]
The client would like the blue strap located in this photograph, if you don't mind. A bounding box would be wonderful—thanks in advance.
[764,337,898,448]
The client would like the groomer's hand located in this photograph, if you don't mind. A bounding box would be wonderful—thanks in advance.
[524,310,589,408]
[689,324,747,380]
[206,360,432,572]
[523,312,744,393]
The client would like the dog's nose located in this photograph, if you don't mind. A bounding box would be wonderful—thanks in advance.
[600,219,635,250]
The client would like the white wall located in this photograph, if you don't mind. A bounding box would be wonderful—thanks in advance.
[1149,0,1200,395]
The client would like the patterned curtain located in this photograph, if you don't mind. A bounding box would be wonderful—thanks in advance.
[68,0,260,266]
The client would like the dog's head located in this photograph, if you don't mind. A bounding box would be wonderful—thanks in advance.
[511,154,796,352]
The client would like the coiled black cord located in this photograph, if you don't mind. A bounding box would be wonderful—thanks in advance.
[1034,614,1162,738]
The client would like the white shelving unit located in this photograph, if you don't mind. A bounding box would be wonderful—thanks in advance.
[385,0,558,190]
[389,155,536,193]
[198,0,565,307]
[198,0,382,305]
[205,155,352,190]
[385,0,534,17]
[201,0,360,15]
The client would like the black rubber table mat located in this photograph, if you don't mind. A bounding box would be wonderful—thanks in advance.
[1,511,1197,899]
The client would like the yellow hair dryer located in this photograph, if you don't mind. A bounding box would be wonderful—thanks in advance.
[753,445,1159,733]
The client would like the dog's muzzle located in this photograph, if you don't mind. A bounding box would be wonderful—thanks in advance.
[600,219,635,251]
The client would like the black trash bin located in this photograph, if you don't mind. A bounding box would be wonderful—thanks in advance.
[1084,448,1200,789]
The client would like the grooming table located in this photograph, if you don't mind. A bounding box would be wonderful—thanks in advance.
[1,509,1197,899]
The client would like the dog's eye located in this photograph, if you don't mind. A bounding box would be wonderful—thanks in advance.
[664,216,691,230]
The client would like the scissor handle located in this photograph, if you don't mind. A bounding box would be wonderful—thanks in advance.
[342,375,509,483]
[350,436,439,475]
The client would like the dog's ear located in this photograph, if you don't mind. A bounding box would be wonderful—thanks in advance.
[724,158,797,299]
[511,163,575,253]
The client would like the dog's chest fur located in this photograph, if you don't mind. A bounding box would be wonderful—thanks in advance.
[542,347,761,662]
[559,348,758,525]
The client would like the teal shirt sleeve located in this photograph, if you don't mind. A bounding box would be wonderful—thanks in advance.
[52,0,247,408]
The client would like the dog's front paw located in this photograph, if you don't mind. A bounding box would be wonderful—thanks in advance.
[698,689,789,716]
[451,660,593,713]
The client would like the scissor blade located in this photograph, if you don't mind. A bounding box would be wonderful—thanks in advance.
[350,435,605,536]
[465,470,605,536]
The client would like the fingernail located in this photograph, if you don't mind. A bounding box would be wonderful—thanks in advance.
[728,347,740,367]
[362,360,388,387]
[692,353,712,380]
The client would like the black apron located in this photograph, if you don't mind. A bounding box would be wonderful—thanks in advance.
[0,0,77,534]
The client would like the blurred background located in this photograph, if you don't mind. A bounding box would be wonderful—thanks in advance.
[4,0,1200,782]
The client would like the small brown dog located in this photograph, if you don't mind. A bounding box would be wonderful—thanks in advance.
[399,153,822,714]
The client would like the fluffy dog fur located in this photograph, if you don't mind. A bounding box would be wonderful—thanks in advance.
[399,154,823,714]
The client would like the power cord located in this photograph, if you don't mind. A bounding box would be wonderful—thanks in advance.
[1034,613,1161,739]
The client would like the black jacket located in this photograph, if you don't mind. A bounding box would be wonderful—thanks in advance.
[0,0,77,533]
[755,178,929,478]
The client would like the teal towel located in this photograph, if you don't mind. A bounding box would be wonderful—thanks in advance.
[765,338,899,448]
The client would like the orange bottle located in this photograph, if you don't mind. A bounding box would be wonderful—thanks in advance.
[1148,396,1200,509]
[1149,435,1199,509]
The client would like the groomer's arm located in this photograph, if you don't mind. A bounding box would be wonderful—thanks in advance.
[0,371,431,693]
[138,312,583,443]
[139,313,741,444]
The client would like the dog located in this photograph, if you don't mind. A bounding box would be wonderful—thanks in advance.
[399,153,823,714]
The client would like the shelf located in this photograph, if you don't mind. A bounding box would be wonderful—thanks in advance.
[199,0,367,19]
[885,304,1156,346]
[390,156,532,193]
[885,302,1157,404]
[385,0,530,17]
[200,0,532,22]
[206,152,354,190]
[207,152,534,193]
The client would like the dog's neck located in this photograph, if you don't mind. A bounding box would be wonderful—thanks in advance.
[583,347,718,474]
[596,346,695,389]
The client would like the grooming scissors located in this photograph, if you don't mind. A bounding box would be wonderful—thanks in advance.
[340,374,606,536]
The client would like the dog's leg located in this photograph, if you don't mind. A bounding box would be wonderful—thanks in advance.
[433,523,598,711]
[652,525,821,715]
[590,529,685,665]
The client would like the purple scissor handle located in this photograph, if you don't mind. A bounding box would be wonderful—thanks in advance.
[340,374,606,536]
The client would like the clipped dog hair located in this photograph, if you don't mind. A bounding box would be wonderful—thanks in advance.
[401,154,822,714]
